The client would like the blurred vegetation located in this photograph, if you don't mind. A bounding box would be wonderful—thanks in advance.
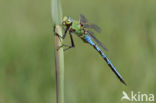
[0,0,156,103]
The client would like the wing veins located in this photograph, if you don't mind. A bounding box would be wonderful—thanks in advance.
[87,31,108,51]
[80,14,101,33]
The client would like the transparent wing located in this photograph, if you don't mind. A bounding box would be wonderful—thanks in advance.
[87,31,108,51]
[84,24,101,33]
[80,14,101,33]
[80,14,88,23]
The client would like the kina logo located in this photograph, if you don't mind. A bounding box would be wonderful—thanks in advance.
[121,91,154,102]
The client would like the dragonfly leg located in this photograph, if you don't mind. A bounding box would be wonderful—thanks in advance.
[62,26,69,39]
[58,26,69,38]
[63,33,75,51]
[55,26,69,40]
[57,44,70,51]
[57,32,75,51]
[54,25,62,41]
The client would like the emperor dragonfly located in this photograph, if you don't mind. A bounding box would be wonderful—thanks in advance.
[57,14,126,85]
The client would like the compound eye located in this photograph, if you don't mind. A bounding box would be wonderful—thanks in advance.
[66,20,71,24]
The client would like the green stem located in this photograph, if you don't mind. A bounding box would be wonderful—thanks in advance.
[51,0,64,102]
[54,25,64,103]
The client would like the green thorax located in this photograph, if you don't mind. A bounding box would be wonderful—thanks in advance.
[71,20,84,35]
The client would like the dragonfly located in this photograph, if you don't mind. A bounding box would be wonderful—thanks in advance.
[57,14,126,85]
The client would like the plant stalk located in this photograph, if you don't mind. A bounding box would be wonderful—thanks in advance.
[54,25,64,103]
[51,0,64,102]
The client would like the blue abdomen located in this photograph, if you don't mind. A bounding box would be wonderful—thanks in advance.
[83,35,126,85]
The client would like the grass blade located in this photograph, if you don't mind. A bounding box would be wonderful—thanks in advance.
[51,0,64,103]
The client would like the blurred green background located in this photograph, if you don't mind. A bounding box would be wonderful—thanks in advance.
[0,0,156,103]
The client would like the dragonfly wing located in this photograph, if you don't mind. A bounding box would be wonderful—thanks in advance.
[83,24,101,33]
[80,14,101,33]
[89,24,101,33]
[80,14,88,23]
[87,31,108,51]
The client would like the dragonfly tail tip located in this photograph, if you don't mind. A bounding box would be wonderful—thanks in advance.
[121,79,127,86]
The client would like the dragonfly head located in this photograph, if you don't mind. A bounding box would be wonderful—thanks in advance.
[62,16,73,26]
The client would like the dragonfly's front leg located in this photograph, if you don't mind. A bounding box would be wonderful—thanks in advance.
[57,32,75,51]
[54,25,62,41]
[62,26,69,39]
[63,32,75,51]
[54,25,73,51]
[55,26,69,39]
